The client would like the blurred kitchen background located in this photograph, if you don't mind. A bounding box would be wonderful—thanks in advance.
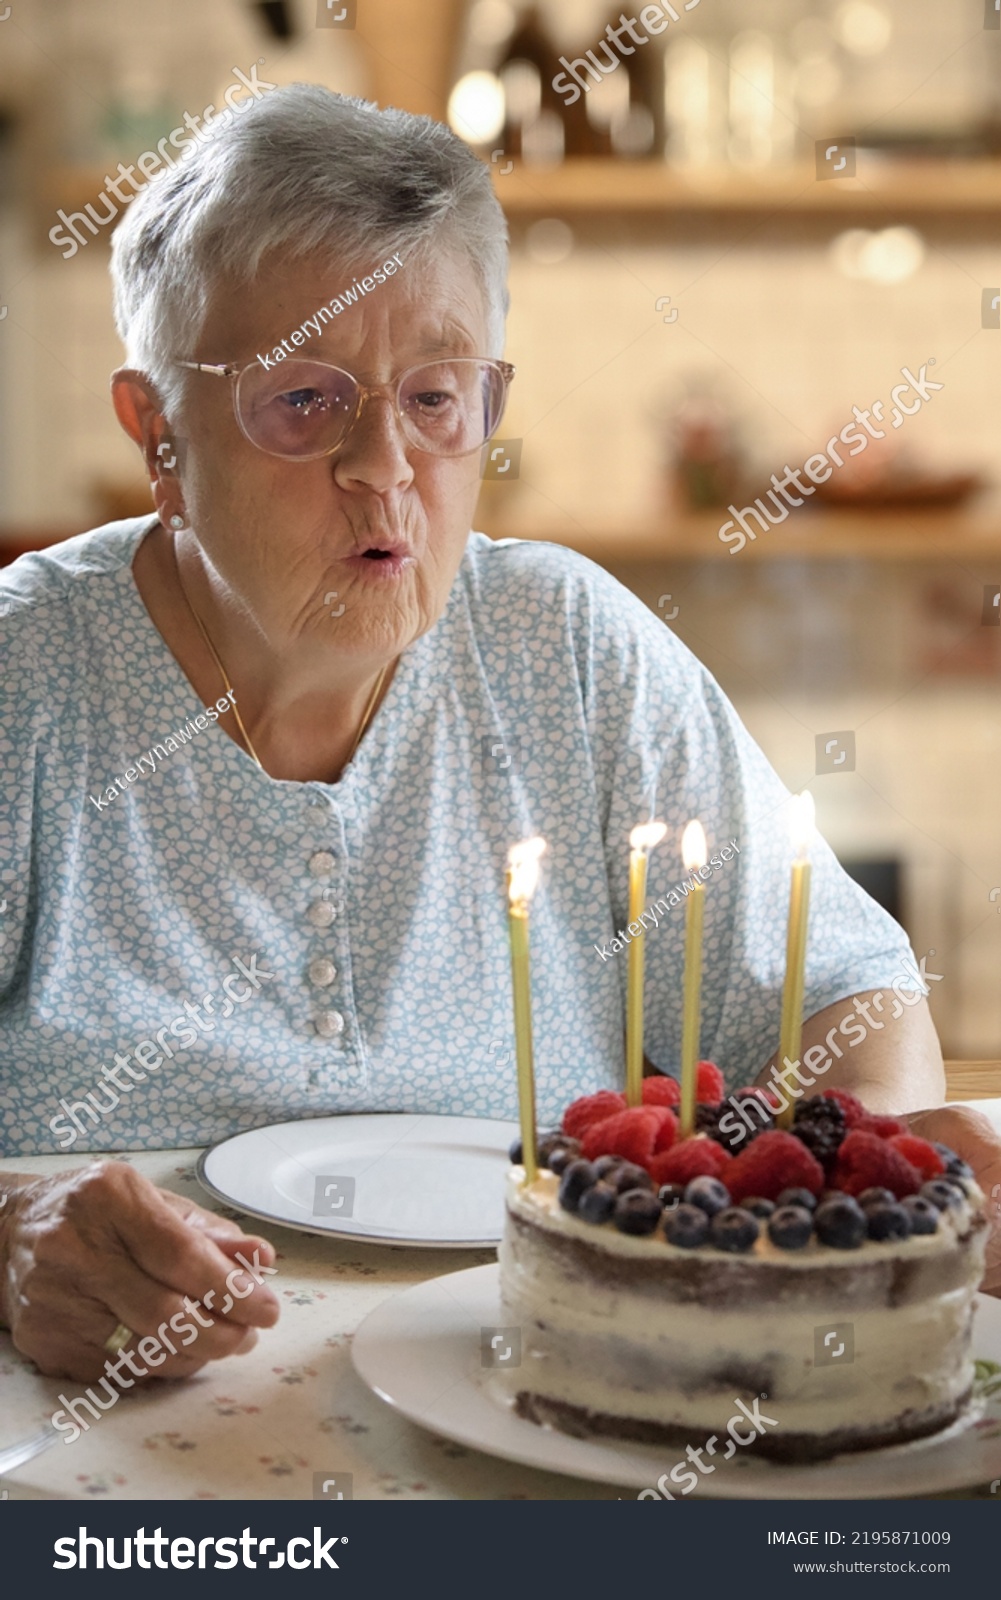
[1,0,1000,1056]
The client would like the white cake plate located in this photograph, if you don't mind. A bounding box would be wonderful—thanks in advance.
[197,1114,518,1246]
[352,1263,1001,1497]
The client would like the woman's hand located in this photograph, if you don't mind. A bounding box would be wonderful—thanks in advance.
[908,1104,1001,1297]
[0,1161,281,1381]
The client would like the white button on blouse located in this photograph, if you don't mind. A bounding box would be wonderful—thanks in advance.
[315,1009,345,1038]
[306,900,336,929]
[308,957,337,987]
[308,851,337,878]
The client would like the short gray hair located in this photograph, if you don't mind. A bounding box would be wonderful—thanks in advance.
[110,84,509,420]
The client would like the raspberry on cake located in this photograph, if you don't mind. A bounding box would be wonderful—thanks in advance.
[695,1060,725,1101]
[580,1107,663,1165]
[649,1138,732,1188]
[856,1113,909,1139]
[642,1076,681,1108]
[651,1108,679,1154]
[561,1090,626,1140]
[725,1129,825,1203]
[888,1134,946,1181]
[832,1129,923,1198]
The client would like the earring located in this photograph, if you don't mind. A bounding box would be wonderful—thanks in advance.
[169,514,187,530]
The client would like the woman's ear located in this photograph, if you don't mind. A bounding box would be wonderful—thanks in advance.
[111,369,185,524]
[110,368,171,476]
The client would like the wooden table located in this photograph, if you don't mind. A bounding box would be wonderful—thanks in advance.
[944,1062,1001,1101]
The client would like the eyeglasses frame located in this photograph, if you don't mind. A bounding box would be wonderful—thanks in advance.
[174,355,516,462]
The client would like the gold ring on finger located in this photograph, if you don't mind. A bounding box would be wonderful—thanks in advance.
[103,1321,134,1355]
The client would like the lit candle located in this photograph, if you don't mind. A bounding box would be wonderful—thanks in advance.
[626,821,668,1107]
[506,836,547,1184]
[678,820,708,1139]
[776,792,815,1130]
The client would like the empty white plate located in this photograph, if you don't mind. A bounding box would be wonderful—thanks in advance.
[197,1113,518,1246]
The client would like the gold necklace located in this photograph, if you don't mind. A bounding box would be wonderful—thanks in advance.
[172,537,388,771]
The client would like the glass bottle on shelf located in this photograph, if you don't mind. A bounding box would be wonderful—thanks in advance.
[496,5,598,159]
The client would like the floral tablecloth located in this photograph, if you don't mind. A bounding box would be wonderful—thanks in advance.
[1,1145,998,1501]
[0,1148,624,1500]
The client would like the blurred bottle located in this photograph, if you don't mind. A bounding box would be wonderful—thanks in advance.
[496,5,572,162]
[668,391,742,512]
[498,5,610,158]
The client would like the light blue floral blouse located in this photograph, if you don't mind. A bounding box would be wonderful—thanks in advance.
[0,517,920,1155]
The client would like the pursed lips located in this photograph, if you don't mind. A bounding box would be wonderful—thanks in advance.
[342,542,416,578]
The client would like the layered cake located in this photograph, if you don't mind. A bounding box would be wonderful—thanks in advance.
[498,1069,988,1463]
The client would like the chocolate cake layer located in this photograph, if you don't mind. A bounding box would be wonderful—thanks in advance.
[513,1389,972,1465]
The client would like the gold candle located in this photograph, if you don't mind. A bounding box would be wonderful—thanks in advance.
[506,837,547,1185]
[776,792,815,1130]
[626,821,668,1107]
[678,820,708,1140]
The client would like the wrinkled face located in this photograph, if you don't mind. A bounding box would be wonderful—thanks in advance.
[172,247,499,658]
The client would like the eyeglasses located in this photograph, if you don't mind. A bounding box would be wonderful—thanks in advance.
[174,355,516,462]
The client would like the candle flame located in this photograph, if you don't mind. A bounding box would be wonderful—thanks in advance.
[681,819,706,870]
[507,836,547,906]
[789,791,816,859]
[629,820,668,855]
[681,819,707,872]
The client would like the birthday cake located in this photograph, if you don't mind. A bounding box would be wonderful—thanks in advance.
[497,1068,988,1463]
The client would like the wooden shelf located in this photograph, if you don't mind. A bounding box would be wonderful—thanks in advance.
[484,509,1001,563]
[40,156,1001,247]
[493,158,1001,219]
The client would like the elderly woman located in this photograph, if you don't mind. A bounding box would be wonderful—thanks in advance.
[0,86,998,1384]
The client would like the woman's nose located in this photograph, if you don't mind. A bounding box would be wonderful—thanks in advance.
[331,390,414,493]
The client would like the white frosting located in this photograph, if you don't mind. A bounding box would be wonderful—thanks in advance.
[498,1169,987,1440]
